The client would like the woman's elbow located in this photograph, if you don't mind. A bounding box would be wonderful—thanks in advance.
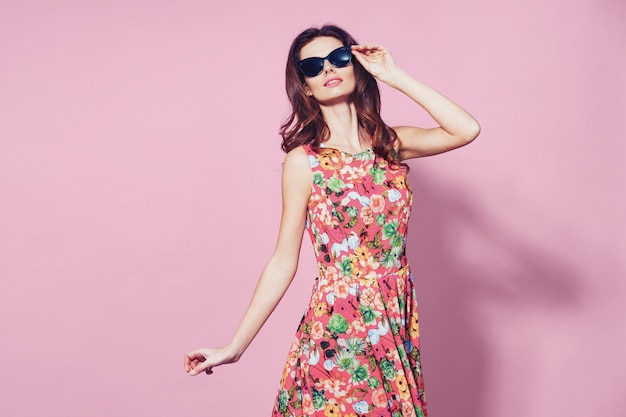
[460,121,481,145]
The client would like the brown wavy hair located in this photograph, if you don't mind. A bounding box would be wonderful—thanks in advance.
[280,25,400,167]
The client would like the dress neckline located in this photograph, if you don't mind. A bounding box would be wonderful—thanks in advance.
[319,143,373,157]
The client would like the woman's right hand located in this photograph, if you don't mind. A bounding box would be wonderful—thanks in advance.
[183,345,238,376]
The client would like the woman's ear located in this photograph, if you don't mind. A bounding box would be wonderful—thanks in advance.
[303,83,313,97]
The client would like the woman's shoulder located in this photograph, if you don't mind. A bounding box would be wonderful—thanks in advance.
[283,145,312,171]
[282,145,313,193]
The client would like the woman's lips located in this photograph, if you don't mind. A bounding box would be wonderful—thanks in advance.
[324,77,343,87]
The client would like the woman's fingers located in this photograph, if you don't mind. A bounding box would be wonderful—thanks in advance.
[188,359,209,376]
[184,346,236,376]
[351,44,385,55]
[184,350,210,375]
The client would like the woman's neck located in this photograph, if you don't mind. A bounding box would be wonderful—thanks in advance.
[319,102,370,153]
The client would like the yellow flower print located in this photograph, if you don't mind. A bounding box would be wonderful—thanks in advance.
[280,363,290,385]
[324,401,341,417]
[395,373,411,401]
[350,253,360,269]
[354,245,371,260]
[409,312,420,338]
[393,176,407,189]
[320,155,334,170]
[314,302,329,318]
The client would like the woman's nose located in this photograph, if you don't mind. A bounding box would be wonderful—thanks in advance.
[322,59,335,74]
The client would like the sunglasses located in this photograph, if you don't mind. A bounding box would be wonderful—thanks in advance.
[298,46,353,78]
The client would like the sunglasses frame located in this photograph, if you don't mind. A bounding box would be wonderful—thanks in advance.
[298,46,353,78]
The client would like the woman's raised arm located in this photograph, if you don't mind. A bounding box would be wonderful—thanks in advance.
[351,44,480,159]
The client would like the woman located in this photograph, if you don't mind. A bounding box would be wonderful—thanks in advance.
[184,25,480,417]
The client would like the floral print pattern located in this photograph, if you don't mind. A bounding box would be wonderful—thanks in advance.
[272,144,427,417]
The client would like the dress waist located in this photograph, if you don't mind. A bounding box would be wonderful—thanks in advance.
[315,262,410,285]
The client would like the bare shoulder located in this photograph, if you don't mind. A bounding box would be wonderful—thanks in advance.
[282,145,312,196]
[283,145,312,177]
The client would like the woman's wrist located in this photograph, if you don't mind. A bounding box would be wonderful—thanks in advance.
[225,340,245,363]
[378,67,412,90]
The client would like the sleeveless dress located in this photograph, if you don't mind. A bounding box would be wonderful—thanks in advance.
[272,144,427,417]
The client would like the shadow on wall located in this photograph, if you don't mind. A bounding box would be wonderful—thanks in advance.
[406,167,582,417]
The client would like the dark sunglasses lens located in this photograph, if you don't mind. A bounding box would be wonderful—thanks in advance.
[298,47,352,77]
[328,47,352,67]
[299,58,324,77]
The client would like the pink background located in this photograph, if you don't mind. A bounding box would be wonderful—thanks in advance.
[1,1,624,416]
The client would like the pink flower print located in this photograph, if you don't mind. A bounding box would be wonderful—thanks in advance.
[372,388,388,408]
[311,321,325,339]
[360,206,374,225]
[370,194,386,214]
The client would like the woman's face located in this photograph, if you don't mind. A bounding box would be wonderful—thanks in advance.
[299,36,356,105]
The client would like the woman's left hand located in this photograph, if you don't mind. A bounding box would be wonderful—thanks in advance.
[350,44,400,82]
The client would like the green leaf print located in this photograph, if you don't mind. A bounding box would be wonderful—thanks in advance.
[398,347,410,367]
[327,313,349,334]
[360,304,377,324]
[347,216,359,228]
[390,320,400,335]
[411,348,422,367]
[367,377,380,389]
[290,398,302,410]
[382,219,399,239]
[350,364,370,383]
[383,378,392,393]
[346,337,366,355]
[390,234,404,249]
[380,358,397,380]
[333,207,345,223]
[335,350,357,370]
[312,388,326,410]
[369,166,386,184]
[380,249,397,268]
[277,389,289,413]
[327,176,345,193]
[398,297,405,312]
[312,172,324,186]
[337,256,352,277]
[367,356,378,371]
[366,231,381,250]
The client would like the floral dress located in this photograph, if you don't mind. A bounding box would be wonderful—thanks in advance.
[272,144,427,417]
